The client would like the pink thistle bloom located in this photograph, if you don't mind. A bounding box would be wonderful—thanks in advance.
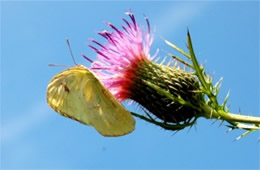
[88,11,154,101]
[87,11,203,124]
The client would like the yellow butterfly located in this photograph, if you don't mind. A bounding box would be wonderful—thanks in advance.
[47,64,135,137]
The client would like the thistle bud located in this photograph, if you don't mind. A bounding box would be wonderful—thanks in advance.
[129,60,204,123]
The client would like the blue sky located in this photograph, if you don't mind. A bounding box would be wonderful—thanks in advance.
[1,1,259,169]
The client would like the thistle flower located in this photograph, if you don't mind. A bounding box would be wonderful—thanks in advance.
[88,11,204,125]
[86,11,260,138]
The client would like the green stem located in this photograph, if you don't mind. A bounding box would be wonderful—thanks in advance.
[203,104,260,124]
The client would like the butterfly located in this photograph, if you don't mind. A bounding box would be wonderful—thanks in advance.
[47,64,135,137]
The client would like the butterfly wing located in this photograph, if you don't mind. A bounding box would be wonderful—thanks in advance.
[84,77,135,136]
[47,65,135,136]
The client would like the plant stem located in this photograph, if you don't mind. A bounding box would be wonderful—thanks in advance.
[203,104,260,124]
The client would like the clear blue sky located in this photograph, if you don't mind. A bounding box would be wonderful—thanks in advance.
[1,1,259,169]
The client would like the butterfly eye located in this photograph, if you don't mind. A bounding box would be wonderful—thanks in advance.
[62,83,70,93]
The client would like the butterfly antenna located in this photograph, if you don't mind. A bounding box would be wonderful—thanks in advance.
[66,38,77,65]
[48,63,74,67]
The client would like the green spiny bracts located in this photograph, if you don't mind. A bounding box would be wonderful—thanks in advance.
[128,60,204,124]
